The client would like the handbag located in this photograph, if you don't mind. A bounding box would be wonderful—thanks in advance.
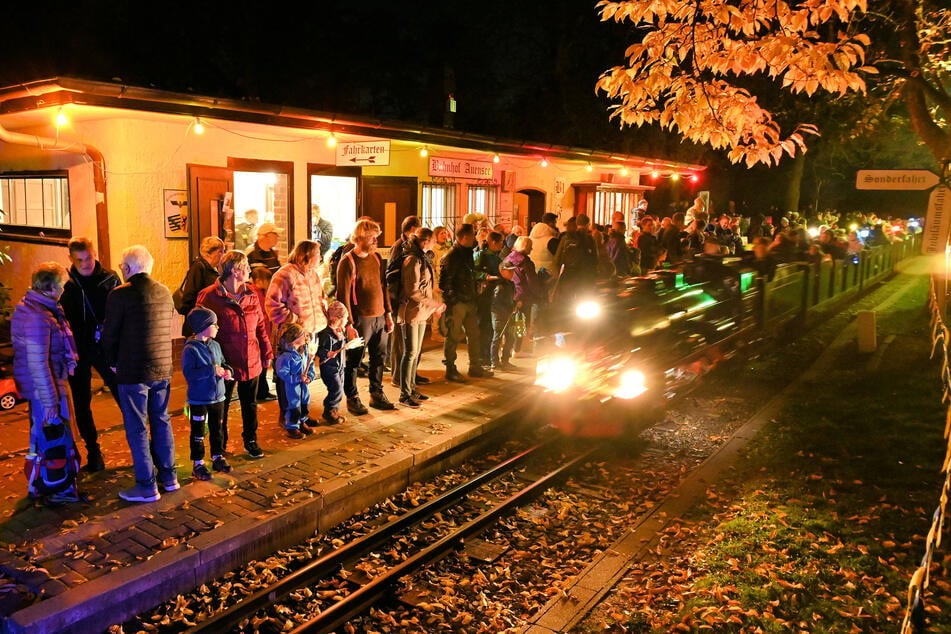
[512,308,527,338]
[172,279,188,315]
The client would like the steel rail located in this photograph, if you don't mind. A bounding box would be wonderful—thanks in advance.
[291,445,601,634]
[188,438,555,633]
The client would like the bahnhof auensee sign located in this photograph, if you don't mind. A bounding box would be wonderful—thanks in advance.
[429,156,494,180]
[855,169,940,191]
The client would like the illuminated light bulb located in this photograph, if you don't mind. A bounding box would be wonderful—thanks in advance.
[620,167,629,176]
[327,133,337,147]
[540,158,549,167]
[651,170,659,179]
[849,223,858,232]
[690,174,699,183]
[193,118,205,135]
[56,108,68,128]
[493,154,500,163]
[420,147,428,157]
[671,173,681,181]
[586,163,593,172]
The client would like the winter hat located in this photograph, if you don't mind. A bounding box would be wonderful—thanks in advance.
[187,306,217,334]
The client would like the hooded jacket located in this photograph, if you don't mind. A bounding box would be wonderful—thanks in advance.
[398,240,441,324]
[197,280,273,381]
[11,290,79,410]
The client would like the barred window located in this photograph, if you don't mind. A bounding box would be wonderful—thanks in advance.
[0,172,71,238]
[421,183,456,233]
[467,185,498,226]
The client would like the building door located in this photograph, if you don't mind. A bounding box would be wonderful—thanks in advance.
[362,176,418,246]
[187,164,234,261]
[516,188,546,229]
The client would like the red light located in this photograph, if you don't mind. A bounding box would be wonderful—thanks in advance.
[892,224,901,233]
[690,174,699,183]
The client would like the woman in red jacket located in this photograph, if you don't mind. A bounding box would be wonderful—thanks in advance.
[198,251,272,459]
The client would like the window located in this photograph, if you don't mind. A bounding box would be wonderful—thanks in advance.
[0,172,71,238]
[575,185,640,228]
[467,185,498,226]
[421,183,456,233]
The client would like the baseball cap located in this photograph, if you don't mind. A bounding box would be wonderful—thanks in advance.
[256,222,284,237]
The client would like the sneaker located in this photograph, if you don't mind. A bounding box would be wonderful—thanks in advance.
[469,366,493,378]
[161,478,182,492]
[415,374,431,385]
[48,489,81,505]
[399,394,422,408]
[300,417,320,428]
[322,409,346,425]
[287,428,304,439]
[347,396,369,415]
[212,457,232,473]
[256,392,277,403]
[299,424,315,436]
[369,392,396,410]
[497,361,518,372]
[119,484,161,503]
[411,390,429,401]
[192,464,212,481]
[445,367,468,383]
[245,441,264,459]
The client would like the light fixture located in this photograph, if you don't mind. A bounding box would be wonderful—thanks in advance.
[193,118,205,135]
[492,154,500,164]
[420,146,429,157]
[690,174,699,183]
[651,170,659,179]
[55,107,68,128]
[620,167,629,176]
[586,163,594,172]
[671,173,681,181]
[327,132,337,147]
[540,158,549,168]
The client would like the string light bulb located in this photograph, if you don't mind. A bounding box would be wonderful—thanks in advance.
[327,132,337,147]
[492,154,500,164]
[586,163,594,172]
[540,158,549,168]
[690,174,699,183]
[651,170,660,179]
[671,173,681,182]
[193,118,205,135]
[55,108,68,128]
[420,146,429,157]
[620,167,629,176]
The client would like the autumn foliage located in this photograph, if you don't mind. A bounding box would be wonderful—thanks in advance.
[596,0,951,167]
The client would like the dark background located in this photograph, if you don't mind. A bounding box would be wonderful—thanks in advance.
[0,0,934,217]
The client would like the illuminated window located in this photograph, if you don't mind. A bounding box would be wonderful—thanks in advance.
[0,173,71,238]
[421,183,456,233]
[467,185,498,226]
[574,185,640,227]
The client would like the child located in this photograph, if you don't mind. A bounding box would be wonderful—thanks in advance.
[182,307,233,480]
[250,266,276,402]
[275,322,317,439]
[317,301,364,425]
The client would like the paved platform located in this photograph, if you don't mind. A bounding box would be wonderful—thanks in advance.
[0,339,537,634]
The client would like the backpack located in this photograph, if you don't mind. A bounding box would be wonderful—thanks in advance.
[385,245,409,307]
[562,232,597,271]
[25,420,81,498]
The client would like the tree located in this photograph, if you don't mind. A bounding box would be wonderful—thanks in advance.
[596,0,951,168]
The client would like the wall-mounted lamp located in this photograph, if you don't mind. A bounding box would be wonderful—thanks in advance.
[540,158,549,168]
[193,118,205,135]
[420,146,429,157]
[327,132,337,148]
[492,154,500,164]
[56,107,69,128]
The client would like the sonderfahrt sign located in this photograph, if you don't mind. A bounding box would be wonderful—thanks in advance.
[336,141,391,166]
[923,186,950,255]
[856,169,940,191]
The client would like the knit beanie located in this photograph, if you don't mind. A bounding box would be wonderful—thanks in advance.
[187,306,217,334]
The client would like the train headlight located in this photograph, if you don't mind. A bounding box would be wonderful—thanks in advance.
[575,300,601,320]
[613,369,648,399]
[534,357,577,393]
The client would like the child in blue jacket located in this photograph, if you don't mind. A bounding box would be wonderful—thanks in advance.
[182,307,233,480]
[317,301,363,425]
[275,322,317,439]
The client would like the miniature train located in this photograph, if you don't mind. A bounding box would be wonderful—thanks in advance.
[531,236,921,437]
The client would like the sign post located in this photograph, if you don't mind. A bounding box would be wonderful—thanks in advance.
[855,169,940,191]
[855,167,948,255]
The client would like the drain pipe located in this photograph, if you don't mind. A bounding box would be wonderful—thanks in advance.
[0,123,111,267]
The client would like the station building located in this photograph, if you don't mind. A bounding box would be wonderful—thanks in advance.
[0,77,703,302]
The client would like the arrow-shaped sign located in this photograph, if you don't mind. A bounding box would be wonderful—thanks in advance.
[856,169,940,191]
[349,156,376,164]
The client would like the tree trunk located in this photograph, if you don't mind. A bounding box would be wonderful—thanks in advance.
[784,151,806,214]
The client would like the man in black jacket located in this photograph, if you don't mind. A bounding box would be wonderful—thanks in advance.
[102,245,178,503]
[60,237,121,472]
[439,223,492,382]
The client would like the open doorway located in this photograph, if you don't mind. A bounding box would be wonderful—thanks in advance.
[515,188,546,230]
[310,174,358,251]
[233,171,289,255]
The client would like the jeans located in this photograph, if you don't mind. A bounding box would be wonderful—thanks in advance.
[282,380,311,430]
[189,401,225,461]
[67,348,120,449]
[491,305,517,365]
[476,295,494,363]
[443,302,481,369]
[320,362,345,415]
[223,376,260,449]
[117,380,176,488]
[344,314,389,397]
[399,322,426,397]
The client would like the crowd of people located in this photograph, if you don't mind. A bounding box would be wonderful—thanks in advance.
[9,200,919,505]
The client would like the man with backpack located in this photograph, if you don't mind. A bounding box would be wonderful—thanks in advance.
[551,215,599,304]
[337,219,396,415]
[60,237,121,473]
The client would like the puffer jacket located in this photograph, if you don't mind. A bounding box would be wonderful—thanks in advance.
[60,262,121,356]
[501,250,545,305]
[266,263,327,339]
[439,244,478,306]
[181,337,228,405]
[398,243,441,325]
[11,290,78,410]
[102,273,175,384]
[197,280,273,381]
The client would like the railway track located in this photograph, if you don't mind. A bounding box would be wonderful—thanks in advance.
[187,438,599,633]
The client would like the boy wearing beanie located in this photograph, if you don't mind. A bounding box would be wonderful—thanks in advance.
[317,301,363,425]
[182,307,233,480]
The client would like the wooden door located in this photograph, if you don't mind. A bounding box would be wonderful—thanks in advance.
[362,176,418,246]
[187,164,234,261]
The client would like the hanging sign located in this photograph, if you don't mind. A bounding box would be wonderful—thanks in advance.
[923,186,950,255]
[429,156,495,180]
[336,140,391,166]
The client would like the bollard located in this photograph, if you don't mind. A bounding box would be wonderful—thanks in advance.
[857,310,877,353]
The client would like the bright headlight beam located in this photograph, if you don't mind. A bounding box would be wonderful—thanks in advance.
[575,301,601,320]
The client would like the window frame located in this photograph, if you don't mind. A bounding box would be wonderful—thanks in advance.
[0,170,72,243]
[420,182,457,234]
[467,184,499,226]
